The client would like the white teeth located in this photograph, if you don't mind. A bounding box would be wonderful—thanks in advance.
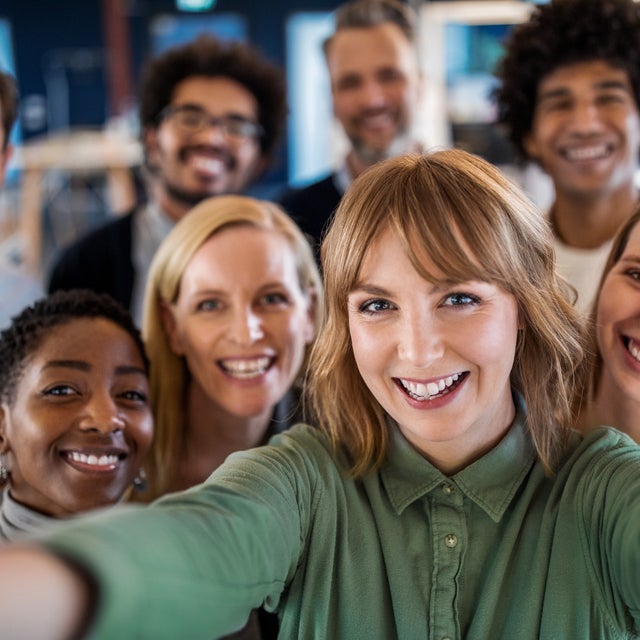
[191,156,225,175]
[221,357,271,379]
[426,382,439,396]
[564,145,609,161]
[68,452,119,467]
[400,373,461,401]
[361,112,392,128]
[628,338,640,362]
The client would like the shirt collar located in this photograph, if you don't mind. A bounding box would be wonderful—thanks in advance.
[380,394,536,522]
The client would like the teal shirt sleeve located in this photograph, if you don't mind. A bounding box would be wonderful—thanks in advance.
[573,428,640,631]
[42,425,328,639]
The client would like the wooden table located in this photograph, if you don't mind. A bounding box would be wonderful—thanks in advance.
[12,129,142,275]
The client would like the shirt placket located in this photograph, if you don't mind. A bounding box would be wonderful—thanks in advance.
[428,480,467,640]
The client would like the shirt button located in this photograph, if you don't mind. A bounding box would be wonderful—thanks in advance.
[442,483,454,495]
[444,534,458,548]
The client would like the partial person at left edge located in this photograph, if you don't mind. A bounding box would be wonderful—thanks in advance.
[47,36,286,325]
[0,69,44,329]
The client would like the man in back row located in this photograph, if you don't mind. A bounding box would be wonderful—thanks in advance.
[49,36,286,324]
[495,0,640,312]
[280,0,423,251]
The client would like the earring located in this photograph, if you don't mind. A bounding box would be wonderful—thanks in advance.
[0,455,8,483]
[132,468,147,492]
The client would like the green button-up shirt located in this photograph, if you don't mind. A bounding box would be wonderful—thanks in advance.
[44,407,640,639]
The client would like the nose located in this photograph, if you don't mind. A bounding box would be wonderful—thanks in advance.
[200,120,228,144]
[397,311,444,366]
[227,306,264,345]
[359,79,387,109]
[570,99,604,133]
[79,393,125,434]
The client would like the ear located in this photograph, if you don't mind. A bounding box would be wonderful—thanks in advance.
[0,143,13,187]
[249,155,269,182]
[522,132,540,161]
[0,404,11,455]
[160,301,185,356]
[415,69,425,104]
[143,126,160,172]
[303,288,319,345]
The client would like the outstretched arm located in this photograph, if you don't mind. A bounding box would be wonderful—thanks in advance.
[0,545,94,640]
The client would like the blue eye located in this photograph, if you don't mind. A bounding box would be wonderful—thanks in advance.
[442,292,480,307]
[359,299,394,314]
[262,292,289,306]
[197,299,221,312]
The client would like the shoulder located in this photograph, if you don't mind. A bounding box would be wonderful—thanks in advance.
[279,174,340,208]
[54,210,135,264]
[222,424,344,490]
[281,173,338,202]
[559,427,640,503]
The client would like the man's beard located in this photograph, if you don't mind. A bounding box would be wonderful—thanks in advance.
[164,180,214,209]
[350,128,414,167]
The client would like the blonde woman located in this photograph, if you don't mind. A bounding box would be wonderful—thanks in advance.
[140,194,321,502]
[3,151,640,640]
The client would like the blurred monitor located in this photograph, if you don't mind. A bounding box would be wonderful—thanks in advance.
[150,12,247,53]
[285,11,337,186]
[420,1,533,164]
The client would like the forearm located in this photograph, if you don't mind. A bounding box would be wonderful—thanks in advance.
[0,544,94,640]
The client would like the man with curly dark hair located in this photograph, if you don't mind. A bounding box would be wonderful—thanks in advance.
[48,36,286,324]
[495,0,640,312]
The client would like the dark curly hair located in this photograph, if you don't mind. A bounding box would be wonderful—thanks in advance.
[0,70,18,150]
[138,35,286,159]
[0,289,149,405]
[495,0,640,159]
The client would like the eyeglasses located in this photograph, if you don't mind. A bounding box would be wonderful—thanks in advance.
[159,105,264,141]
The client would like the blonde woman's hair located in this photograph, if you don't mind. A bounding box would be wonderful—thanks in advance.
[141,195,322,500]
[309,150,586,477]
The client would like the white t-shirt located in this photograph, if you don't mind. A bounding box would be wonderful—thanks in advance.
[553,236,612,316]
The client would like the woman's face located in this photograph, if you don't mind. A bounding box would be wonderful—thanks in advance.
[347,227,519,473]
[595,223,640,404]
[165,225,315,422]
[0,318,153,516]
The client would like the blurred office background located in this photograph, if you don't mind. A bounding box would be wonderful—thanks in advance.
[0,0,551,279]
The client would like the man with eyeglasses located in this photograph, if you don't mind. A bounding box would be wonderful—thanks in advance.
[48,35,286,324]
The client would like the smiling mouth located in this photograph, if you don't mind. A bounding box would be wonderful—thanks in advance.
[624,337,640,362]
[61,451,125,470]
[396,372,467,401]
[218,356,274,380]
[562,143,612,162]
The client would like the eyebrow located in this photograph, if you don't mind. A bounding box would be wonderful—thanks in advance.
[350,280,458,296]
[43,360,146,376]
[618,254,640,264]
[173,102,256,121]
[537,80,631,103]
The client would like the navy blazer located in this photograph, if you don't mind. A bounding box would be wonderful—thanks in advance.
[48,208,136,311]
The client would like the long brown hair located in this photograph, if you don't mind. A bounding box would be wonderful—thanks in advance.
[309,150,586,476]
